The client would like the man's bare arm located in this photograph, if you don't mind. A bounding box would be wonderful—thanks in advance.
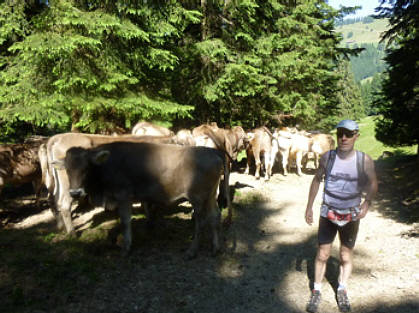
[305,152,327,225]
[358,154,378,219]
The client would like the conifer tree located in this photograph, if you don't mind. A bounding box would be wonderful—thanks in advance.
[335,59,364,123]
[0,0,197,135]
[374,0,418,154]
[174,0,353,130]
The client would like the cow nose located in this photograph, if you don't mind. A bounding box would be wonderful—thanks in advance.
[69,188,85,199]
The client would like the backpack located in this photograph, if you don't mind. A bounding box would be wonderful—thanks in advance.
[324,149,368,193]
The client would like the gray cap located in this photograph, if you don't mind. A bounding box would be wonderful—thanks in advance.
[336,119,359,131]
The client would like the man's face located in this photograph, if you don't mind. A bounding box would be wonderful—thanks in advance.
[336,128,359,152]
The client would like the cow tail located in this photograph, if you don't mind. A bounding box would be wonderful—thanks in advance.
[262,126,274,139]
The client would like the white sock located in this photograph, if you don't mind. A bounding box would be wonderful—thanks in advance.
[338,283,346,291]
[314,283,322,291]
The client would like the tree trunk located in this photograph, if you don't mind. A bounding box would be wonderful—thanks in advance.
[201,0,208,41]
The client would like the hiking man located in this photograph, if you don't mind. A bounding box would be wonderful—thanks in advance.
[304,119,378,312]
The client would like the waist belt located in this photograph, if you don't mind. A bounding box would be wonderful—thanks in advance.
[323,204,359,225]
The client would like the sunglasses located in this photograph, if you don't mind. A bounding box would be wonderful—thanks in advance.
[337,129,357,138]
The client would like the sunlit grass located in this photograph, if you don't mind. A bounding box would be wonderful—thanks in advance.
[355,116,417,160]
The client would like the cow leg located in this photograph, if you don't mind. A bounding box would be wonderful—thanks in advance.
[57,193,75,234]
[254,151,261,180]
[244,149,251,175]
[269,149,278,178]
[187,203,205,259]
[117,202,132,255]
[32,178,43,208]
[221,157,232,226]
[296,151,303,176]
[264,152,271,181]
[302,153,308,169]
[314,153,320,169]
[208,198,221,256]
[280,149,289,176]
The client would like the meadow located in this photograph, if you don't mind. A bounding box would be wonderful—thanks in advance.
[355,116,417,160]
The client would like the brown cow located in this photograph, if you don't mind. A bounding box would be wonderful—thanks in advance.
[244,127,273,180]
[52,142,231,258]
[192,124,247,161]
[45,133,177,233]
[0,139,47,205]
[302,133,335,169]
[286,130,335,175]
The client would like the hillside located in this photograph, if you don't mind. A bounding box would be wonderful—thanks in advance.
[336,18,389,45]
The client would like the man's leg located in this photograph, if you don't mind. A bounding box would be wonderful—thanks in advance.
[336,220,360,312]
[338,245,354,288]
[307,244,332,313]
[336,248,352,313]
[307,217,337,313]
[315,243,332,286]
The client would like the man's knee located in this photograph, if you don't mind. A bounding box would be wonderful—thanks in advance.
[317,245,331,262]
[340,246,353,263]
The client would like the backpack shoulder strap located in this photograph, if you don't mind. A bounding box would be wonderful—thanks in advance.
[325,149,337,181]
[323,149,336,202]
[356,150,367,186]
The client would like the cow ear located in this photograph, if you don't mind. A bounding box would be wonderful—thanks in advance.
[51,159,65,170]
[91,150,110,165]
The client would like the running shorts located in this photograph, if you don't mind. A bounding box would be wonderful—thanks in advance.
[318,216,360,249]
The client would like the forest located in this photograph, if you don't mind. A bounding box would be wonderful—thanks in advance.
[0,0,368,140]
[0,0,417,152]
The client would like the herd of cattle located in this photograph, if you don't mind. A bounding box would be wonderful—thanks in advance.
[0,122,334,257]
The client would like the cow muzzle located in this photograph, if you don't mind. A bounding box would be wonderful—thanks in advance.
[69,188,86,199]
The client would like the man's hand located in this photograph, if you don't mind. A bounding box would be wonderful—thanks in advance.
[358,200,370,219]
[305,207,313,225]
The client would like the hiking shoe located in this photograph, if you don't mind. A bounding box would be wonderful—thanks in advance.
[306,289,321,313]
[336,289,351,312]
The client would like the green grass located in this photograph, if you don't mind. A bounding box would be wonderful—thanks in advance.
[353,116,417,160]
[336,19,390,45]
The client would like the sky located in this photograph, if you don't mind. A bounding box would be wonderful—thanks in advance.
[327,0,383,18]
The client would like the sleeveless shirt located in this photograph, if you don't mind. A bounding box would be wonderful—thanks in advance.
[322,152,362,210]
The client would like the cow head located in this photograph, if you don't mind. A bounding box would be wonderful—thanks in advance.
[232,126,247,152]
[52,147,110,199]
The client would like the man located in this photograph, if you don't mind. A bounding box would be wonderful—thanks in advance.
[304,119,378,313]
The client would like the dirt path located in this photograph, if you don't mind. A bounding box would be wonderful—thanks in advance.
[2,165,419,313]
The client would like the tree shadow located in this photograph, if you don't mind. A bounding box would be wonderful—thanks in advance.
[373,154,418,225]
[1,175,417,313]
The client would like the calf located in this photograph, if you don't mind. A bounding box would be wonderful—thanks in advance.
[270,129,294,176]
[0,140,47,204]
[53,142,230,258]
[244,127,273,180]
